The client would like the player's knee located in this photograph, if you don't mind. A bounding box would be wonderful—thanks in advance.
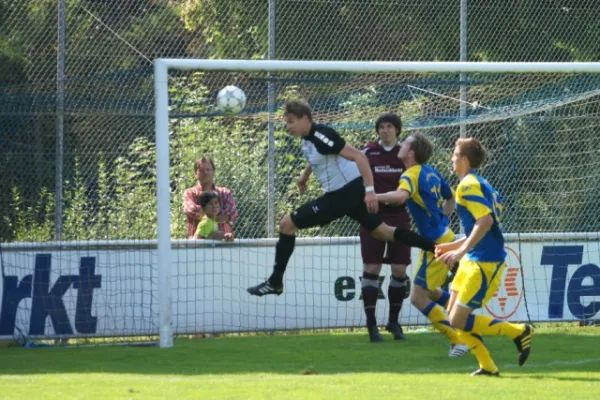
[449,312,467,330]
[391,264,408,278]
[410,294,420,309]
[410,292,420,308]
[370,224,388,241]
[410,286,428,310]
[279,216,297,235]
[363,264,382,275]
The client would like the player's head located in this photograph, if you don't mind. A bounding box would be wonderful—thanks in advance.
[195,156,215,184]
[452,137,486,175]
[375,113,402,144]
[284,99,313,137]
[398,133,433,166]
[199,191,220,219]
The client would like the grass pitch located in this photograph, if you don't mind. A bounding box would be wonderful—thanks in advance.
[1,325,599,400]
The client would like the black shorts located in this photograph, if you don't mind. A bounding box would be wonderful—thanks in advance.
[290,178,382,231]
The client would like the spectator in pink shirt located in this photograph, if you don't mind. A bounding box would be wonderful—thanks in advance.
[182,156,238,239]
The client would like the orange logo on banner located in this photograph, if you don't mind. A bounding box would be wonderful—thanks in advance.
[485,246,524,320]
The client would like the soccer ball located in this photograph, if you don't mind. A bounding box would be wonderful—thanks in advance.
[216,85,246,115]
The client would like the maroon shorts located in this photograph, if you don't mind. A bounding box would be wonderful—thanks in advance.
[359,212,412,265]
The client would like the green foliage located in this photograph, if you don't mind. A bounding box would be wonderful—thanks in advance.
[6,186,54,242]
[4,0,600,242]
[178,0,267,60]
[62,157,89,240]
[107,137,157,239]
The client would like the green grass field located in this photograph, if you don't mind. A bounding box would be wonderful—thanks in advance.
[1,325,600,400]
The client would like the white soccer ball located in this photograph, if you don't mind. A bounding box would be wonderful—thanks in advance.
[216,85,246,115]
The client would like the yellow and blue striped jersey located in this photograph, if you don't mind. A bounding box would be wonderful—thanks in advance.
[456,172,506,262]
[398,164,453,241]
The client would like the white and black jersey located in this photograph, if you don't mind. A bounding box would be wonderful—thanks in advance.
[301,123,361,192]
[292,123,381,231]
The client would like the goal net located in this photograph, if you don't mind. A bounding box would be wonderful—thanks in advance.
[2,60,599,347]
[154,60,600,347]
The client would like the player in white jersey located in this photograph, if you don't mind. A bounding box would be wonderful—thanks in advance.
[248,100,437,296]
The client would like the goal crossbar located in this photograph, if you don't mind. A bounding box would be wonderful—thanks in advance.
[155,59,600,74]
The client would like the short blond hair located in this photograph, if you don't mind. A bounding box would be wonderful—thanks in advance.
[456,138,486,169]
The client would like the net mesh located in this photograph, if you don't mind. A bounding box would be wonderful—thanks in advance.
[164,69,600,333]
[167,70,600,238]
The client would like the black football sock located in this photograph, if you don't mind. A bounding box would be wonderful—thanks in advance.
[388,275,409,324]
[268,233,296,286]
[361,272,380,328]
[393,227,435,252]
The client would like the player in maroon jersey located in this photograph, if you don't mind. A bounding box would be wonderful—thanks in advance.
[359,112,412,342]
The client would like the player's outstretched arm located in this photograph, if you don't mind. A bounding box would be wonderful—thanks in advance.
[442,198,456,216]
[297,164,312,194]
[339,144,374,186]
[438,214,493,266]
[435,237,466,258]
[377,189,409,205]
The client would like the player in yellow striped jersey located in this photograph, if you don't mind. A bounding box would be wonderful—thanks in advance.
[436,137,533,377]
[377,133,468,358]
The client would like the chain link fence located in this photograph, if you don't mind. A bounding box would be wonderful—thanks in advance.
[3,0,600,242]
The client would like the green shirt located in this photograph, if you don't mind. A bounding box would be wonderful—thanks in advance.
[196,216,218,238]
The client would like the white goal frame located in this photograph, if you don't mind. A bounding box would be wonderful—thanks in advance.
[154,59,600,348]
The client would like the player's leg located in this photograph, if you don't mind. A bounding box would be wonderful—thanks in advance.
[452,261,533,366]
[429,287,450,307]
[350,209,441,341]
[343,182,434,251]
[247,214,297,296]
[347,195,413,340]
[382,221,411,340]
[371,222,435,252]
[449,260,532,375]
[267,215,297,286]
[360,226,385,342]
[385,262,408,340]
[446,288,459,316]
[381,213,411,340]
[426,230,454,309]
[248,194,343,296]
[449,261,500,375]
[411,250,465,355]
[432,288,470,357]
[450,304,500,376]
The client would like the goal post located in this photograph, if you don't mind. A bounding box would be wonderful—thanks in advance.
[154,59,600,348]
[154,60,173,348]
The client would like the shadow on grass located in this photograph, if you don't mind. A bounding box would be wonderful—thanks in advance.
[0,330,599,376]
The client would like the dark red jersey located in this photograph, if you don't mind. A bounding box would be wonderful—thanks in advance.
[362,141,408,216]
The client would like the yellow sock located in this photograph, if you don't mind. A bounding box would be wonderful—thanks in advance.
[423,302,461,345]
[458,330,498,373]
[468,314,525,339]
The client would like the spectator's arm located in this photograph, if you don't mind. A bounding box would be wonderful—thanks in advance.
[183,187,203,219]
[206,230,226,240]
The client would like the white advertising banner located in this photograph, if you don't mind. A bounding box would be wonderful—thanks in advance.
[1,237,599,338]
